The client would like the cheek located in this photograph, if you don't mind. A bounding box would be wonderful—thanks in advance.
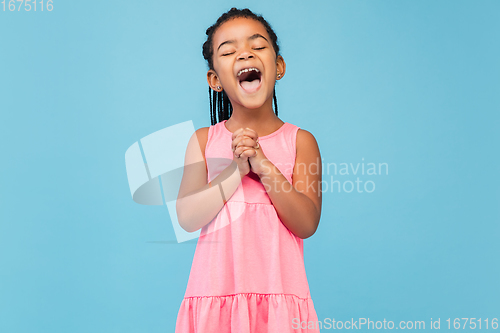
[217,64,234,82]
[267,66,278,80]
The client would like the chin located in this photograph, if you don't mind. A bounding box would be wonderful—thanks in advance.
[238,97,268,110]
[237,88,274,109]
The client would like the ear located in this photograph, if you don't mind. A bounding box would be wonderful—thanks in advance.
[207,70,223,92]
[276,55,286,80]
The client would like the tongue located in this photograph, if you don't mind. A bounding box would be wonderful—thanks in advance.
[240,79,260,92]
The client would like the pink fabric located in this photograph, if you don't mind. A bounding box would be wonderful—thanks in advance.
[175,120,320,333]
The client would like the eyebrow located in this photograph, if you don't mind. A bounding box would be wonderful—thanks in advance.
[217,33,269,52]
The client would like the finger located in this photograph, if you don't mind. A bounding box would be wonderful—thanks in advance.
[232,137,244,152]
[241,147,256,155]
[238,151,248,162]
[232,136,243,152]
[239,148,256,161]
[234,145,248,158]
[232,135,256,151]
[246,149,258,158]
[241,128,258,142]
[232,128,245,140]
[234,132,257,144]
[236,136,257,149]
[235,145,254,157]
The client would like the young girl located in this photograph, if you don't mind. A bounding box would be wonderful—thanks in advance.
[175,7,322,333]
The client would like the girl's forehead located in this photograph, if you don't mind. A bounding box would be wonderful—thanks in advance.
[213,17,270,44]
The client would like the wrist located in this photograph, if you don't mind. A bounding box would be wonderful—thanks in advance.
[256,159,273,179]
[233,161,249,180]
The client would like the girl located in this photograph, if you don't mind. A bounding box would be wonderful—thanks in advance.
[175,7,322,333]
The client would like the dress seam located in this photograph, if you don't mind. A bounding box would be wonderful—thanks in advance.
[225,200,273,205]
[221,119,288,140]
[184,292,311,301]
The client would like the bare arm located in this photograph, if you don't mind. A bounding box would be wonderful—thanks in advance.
[253,129,322,239]
[175,127,258,233]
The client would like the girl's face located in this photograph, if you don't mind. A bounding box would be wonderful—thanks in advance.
[208,17,285,110]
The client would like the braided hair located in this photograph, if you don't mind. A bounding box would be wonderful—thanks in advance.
[202,8,281,125]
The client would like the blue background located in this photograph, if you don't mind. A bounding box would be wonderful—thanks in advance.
[1,0,499,332]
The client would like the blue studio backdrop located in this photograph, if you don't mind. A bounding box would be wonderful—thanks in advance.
[1,0,499,332]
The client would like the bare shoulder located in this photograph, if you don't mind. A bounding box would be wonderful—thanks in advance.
[183,127,209,166]
[294,128,322,183]
[195,126,209,138]
[293,128,322,222]
[178,127,210,200]
[296,129,320,155]
[193,127,210,157]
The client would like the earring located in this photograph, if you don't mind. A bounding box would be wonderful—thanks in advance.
[217,85,221,90]
[277,73,281,79]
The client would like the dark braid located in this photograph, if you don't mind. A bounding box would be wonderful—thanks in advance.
[273,89,278,115]
[203,7,281,125]
[209,87,215,125]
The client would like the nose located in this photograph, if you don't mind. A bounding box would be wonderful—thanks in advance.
[237,50,254,61]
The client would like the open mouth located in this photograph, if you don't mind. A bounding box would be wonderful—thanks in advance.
[237,67,262,93]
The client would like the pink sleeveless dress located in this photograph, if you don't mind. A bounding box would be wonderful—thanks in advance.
[175,119,320,333]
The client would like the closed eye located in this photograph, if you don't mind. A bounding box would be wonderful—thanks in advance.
[222,47,265,56]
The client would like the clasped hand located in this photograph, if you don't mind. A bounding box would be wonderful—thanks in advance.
[231,128,269,178]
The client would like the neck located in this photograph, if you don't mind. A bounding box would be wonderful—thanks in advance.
[225,97,284,136]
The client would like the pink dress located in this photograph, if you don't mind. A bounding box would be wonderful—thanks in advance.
[175,119,320,333]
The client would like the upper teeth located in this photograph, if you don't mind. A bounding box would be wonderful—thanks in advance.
[237,67,260,77]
